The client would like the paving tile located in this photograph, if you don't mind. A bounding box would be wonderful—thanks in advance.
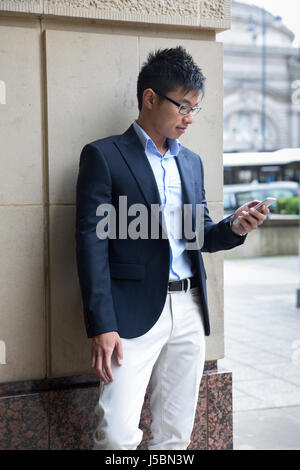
[260,392,300,408]
[224,255,300,449]
[279,406,300,422]
[253,361,300,386]
[228,350,287,366]
[232,396,267,412]
[232,388,249,400]
[236,377,299,397]
[233,407,300,450]
[229,365,269,382]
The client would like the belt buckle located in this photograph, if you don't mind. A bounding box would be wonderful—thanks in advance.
[184,278,190,292]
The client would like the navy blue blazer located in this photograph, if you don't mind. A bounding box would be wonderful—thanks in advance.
[75,124,246,339]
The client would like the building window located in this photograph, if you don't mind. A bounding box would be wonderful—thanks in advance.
[224,111,277,152]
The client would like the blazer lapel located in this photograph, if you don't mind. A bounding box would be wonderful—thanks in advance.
[114,124,196,234]
[114,125,162,209]
[175,147,196,210]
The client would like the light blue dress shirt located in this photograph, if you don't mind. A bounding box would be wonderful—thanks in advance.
[132,120,194,281]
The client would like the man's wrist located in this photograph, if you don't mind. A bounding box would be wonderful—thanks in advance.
[230,215,245,237]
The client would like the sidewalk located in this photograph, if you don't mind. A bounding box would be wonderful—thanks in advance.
[218,255,300,450]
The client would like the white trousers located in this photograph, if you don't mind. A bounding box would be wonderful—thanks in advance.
[93,286,206,450]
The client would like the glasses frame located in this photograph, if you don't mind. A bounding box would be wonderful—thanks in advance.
[154,90,202,116]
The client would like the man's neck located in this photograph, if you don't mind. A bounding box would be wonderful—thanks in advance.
[136,118,168,156]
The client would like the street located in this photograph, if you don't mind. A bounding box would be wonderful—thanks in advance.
[219,255,300,450]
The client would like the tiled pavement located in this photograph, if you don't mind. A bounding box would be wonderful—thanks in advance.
[218,255,300,450]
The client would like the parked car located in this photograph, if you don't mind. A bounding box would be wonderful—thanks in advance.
[223,181,299,214]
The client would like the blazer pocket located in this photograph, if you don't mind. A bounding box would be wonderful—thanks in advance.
[110,262,145,280]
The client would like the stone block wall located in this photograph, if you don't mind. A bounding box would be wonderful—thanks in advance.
[0,0,232,450]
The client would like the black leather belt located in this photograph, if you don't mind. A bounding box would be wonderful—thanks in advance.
[168,276,197,292]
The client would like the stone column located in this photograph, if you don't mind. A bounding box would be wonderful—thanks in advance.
[0,0,233,450]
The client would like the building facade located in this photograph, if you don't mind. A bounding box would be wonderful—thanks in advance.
[218,1,300,153]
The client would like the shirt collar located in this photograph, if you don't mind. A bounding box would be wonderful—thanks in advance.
[133,120,181,157]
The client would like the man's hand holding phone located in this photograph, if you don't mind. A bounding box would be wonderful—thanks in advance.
[230,198,274,236]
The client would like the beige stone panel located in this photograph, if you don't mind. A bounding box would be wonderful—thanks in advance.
[202,202,225,360]
[0,206,45,382]
[49,202,227,374]
[0,22,43,204]
[46,29,138,204]
[139,37,224,203]
[49,205,90,377]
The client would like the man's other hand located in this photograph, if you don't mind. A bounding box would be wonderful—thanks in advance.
[91,331,123,384]
[230,200,270,236]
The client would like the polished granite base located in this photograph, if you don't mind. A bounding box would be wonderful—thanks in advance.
[0,361,232,450]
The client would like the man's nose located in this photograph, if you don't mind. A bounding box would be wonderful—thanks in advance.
[182,113,194,125]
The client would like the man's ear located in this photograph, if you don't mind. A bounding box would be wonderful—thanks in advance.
[142,88,156,110]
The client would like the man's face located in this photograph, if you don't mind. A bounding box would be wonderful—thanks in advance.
[149,86,201,140]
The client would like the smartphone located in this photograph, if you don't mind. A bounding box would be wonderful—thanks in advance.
[252,197,276,212]
[232,197,276,226]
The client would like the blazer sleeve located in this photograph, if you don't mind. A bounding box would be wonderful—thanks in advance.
[197,157,247,253]
[75,143,119,338]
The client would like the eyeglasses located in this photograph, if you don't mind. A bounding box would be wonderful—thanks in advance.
[154,90,202,116]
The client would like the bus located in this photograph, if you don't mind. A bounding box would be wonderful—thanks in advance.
[224,148,300,185]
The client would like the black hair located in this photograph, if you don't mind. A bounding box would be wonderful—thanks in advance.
[137,46,206,111]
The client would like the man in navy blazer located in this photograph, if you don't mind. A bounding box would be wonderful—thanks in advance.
[76,46,268,450]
